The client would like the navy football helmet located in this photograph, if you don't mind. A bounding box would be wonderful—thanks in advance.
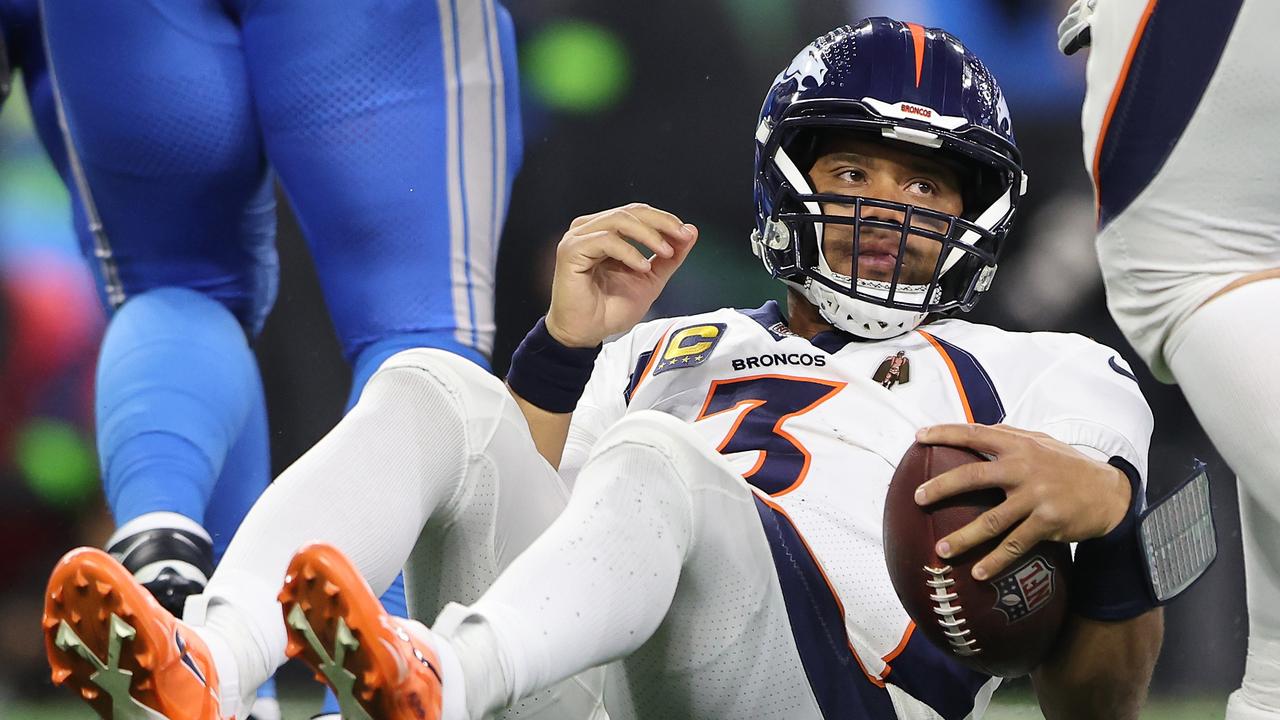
[752,18,1026,338]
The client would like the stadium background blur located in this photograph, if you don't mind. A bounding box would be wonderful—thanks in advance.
[0,1,1241,717]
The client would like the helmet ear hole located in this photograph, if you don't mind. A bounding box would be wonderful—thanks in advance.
[797,219,820,270]
[785,129,825,178]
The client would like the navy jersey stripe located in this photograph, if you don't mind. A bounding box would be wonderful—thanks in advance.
[739,299,786,333]
[929,335,1005,425]
[623,350,653,404]
[738,300,861,353]
[1095,0,1244,228]
[754,496,994,718]
[753,496,896,719]
[885,631,993,719]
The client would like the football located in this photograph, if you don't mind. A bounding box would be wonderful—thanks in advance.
[883,441,1072,677]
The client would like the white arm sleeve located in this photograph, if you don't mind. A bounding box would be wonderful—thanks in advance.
[559,322,666,489]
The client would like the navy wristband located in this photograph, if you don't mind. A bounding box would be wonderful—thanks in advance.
[1070,456,1157,621]
[506,317,601,414]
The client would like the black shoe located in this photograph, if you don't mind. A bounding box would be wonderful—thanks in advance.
[106,527,215,617]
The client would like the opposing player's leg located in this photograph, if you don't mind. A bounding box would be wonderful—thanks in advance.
[93,289,266,602]
[40,1,279,712]
[1083,1,1280,716]
[237,0,522,380]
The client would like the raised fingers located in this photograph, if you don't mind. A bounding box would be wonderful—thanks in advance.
[569,230,656,273]
[622,203,692,243]
[574,209,677,260]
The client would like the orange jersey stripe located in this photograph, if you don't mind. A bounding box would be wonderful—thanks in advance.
[877,622,917,680]
[627,325,675,400]
[918,330,974,423]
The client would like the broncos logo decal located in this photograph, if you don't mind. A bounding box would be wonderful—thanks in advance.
[776,45,828,92]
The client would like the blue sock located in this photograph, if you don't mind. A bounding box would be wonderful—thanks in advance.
[204,359,271,562]
[97,287,259,528]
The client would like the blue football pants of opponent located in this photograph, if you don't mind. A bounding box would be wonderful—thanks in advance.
[38,0,521,715]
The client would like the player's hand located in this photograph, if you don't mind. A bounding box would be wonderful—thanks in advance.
[1057,0,1096,55]
[545,203,698,348]
[911,423,1131,581]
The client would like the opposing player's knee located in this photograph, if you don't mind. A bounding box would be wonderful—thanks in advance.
[117,286,240,328]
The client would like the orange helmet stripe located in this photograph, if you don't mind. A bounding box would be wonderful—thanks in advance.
[906,22,927,88]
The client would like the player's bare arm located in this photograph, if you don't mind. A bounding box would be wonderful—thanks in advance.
[913,422,1162,717]
[507,203,698,466]
[1030,608,1163,720]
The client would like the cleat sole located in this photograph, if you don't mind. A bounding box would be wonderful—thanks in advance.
[280,543,442,720]
[43,547,219,720]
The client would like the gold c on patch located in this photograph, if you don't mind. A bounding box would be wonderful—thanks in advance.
[653,323,726,375]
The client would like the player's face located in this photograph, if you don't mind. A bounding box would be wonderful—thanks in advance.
[807,135,964,284]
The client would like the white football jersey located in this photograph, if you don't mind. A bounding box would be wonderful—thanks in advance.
[561,300,1153,718]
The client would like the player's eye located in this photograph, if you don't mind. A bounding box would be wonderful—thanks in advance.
[907,179,936,196]
[836,168,866,184]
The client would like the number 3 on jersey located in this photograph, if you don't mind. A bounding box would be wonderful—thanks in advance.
[695,375,845,495]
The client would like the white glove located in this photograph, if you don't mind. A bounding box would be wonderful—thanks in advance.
[1057,0,1097,55]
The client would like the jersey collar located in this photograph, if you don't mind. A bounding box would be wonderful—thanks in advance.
[737,300,860,355]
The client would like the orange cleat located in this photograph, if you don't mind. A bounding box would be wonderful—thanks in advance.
[279,542,444,720]
[43,547,223,720]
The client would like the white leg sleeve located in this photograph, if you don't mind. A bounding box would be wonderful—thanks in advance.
[460,412,695,714]
[437,410,816,720]
[1166,279,1280,521]
[183,349,559,714]
[1166,280,1280,716]
[1227,484,1280,718]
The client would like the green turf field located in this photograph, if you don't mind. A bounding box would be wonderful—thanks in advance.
[0,693,1231,719]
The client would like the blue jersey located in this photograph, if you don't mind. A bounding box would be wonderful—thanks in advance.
[39,0,521,371]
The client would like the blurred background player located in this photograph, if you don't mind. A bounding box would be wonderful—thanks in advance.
[30,0,521,716]
[1063,1,1280,718]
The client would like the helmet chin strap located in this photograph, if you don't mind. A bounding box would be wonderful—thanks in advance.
[805,267,933,340]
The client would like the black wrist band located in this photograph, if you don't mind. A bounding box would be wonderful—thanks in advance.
[1070,456,1157,621]
[506,317,601,414]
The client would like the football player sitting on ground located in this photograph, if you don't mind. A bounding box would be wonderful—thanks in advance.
[46,18,1174,720]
